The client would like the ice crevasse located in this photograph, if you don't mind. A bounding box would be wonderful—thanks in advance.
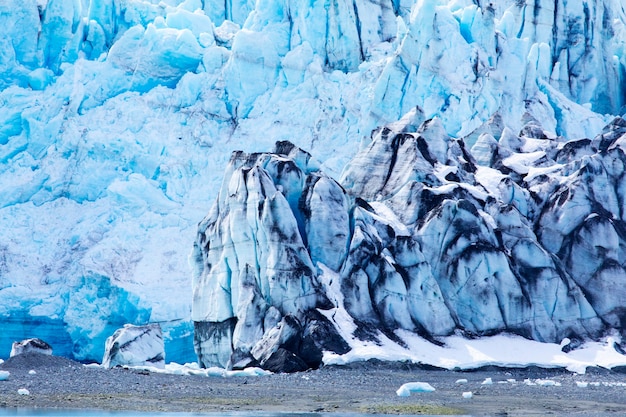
[0,0,626,365]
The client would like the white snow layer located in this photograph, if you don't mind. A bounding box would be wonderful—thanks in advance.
[0,0,625,365]
[315,265,626,374]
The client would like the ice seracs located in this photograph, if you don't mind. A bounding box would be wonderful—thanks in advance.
[194,114,626,370]
[192,142,350,371]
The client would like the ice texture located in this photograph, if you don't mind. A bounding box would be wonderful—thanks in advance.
[193,115,626,369]
[102,323,165,369]
[1,0,626,364]
[192,143,350,369]
[396,381,436,396]
[10,339,52,357]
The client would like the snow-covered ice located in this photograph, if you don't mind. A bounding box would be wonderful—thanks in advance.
[324,329,626,374]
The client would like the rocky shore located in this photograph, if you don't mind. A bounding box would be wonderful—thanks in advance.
[1,354,626,416]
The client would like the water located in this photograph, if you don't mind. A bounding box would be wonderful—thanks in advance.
[0,411,471,417]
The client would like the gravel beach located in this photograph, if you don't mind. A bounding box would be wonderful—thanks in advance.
[1,353,626,416]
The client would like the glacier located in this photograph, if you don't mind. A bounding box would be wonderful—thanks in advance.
[1,0,626,368]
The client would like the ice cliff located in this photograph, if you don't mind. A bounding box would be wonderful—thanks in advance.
[1,0,626,365]
[192,116,626,369]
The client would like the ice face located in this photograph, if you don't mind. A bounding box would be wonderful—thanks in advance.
[1,0,626,365]
[191,143,348,369]
[194,115,626,369]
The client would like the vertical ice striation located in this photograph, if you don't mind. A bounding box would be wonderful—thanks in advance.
[369,0,626,140]
[191,142,350,369]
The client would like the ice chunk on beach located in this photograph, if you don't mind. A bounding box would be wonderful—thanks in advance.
[0,371,9,381]
[17,388,29,395]
[102,324,165,369]
[536,379,561,387]
[396,382,436,396]
[482,377,493,385]
[576,381,589,388]
[524,378,561,386]
[456,378,468,384]
[130,361,272,378]
[11,338,52,357]
[462,391,473,399]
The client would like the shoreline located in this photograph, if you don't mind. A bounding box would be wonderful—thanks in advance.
[1,354,626,416]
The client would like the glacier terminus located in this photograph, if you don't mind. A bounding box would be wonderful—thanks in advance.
[1,0,626,371]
